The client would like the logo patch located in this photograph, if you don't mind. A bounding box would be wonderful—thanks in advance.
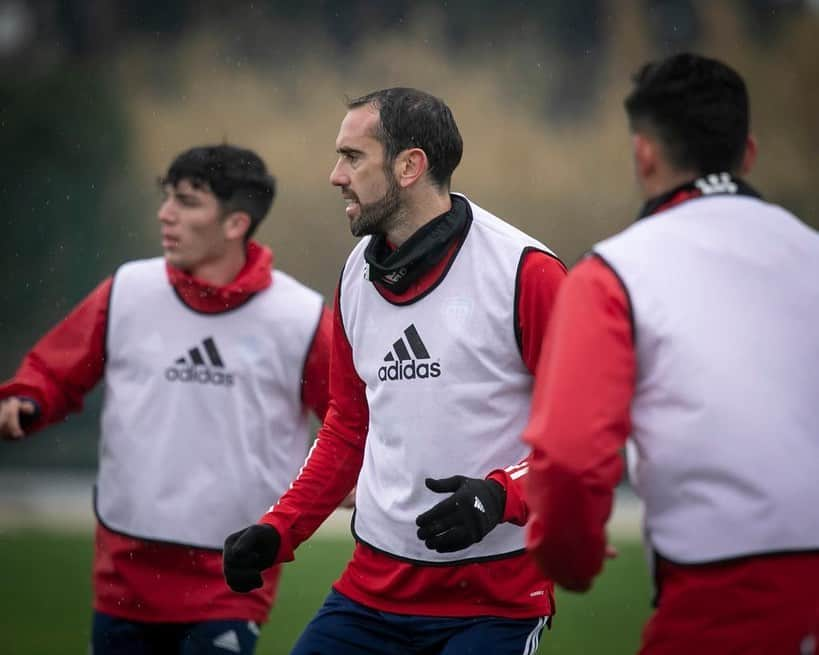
[443,296,474,332]
[212,629,241,653]
[164,337,235,386]
[378,324,441,382]
[383,267,408,284]
[694,172,738,195]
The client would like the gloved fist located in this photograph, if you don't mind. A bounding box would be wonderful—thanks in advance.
[222,524,280,592]
[415,475,506,553]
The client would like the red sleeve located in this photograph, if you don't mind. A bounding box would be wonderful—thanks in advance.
[488,249,567,524]
[300,306,332,422]
[260,284,367,563]
[517,250,568,375]
[522,255,635,591]
[0,278,111,433]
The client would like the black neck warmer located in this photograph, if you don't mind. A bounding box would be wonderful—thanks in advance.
[363,195,470,294]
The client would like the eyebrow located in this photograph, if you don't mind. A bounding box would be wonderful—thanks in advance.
[337,146,364,156]
[163,187,200,202]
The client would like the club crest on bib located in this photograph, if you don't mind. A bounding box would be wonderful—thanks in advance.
[377,324,442,382]
[442,296,474,333]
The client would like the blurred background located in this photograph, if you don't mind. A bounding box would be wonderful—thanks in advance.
[0,1,817,652]
[2,0,818,471]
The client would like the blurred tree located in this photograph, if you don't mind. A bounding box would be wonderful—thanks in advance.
[0,0,817,473]
[0,65,138,470]
[643,0,702,52]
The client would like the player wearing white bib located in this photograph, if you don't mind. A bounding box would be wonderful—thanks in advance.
[0,144,332,654]
[524,53,819,655]
[224,88,566,655]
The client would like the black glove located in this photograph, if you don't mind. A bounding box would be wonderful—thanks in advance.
[415,475,506,553]
[223,524,280,592]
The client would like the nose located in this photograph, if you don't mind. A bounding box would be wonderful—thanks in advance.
[157,198,175,224]
[329,159,348,188]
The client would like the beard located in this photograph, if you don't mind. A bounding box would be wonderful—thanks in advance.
[349,172,403,237]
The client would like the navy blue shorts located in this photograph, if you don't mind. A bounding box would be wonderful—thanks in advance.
[92,611,261,654]
[290,589,550,655]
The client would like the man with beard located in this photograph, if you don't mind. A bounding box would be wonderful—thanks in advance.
[0,144,332,654]
[223,88,566,654]
[522,53,819,653]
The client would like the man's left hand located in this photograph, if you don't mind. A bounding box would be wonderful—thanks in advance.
[416,475,506,553]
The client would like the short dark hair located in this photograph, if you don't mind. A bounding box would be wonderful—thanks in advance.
[347,88,463,189]
[160,144,276,239]
[624,53,749,175]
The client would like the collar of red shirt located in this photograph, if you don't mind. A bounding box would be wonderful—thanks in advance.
[165,240,273,313]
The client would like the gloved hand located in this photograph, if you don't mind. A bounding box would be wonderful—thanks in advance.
[223,524,281,592]
[415,475,506,553]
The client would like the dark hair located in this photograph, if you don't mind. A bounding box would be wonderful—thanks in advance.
[624,53,749,175]
[160,144,276,239]
[347,88,463,189]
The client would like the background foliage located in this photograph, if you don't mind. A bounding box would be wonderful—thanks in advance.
[1,4,816,465]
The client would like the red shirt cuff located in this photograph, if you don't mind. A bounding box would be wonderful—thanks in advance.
[487,469,528,526]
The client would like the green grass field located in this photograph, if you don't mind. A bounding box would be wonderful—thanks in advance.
[0,531,651,654]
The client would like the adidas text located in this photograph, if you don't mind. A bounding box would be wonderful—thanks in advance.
[165,366,235,386]
[165,337,233,386]
[378,360,441,382]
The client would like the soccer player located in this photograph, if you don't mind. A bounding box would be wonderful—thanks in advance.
[223,88,566,654]
[523,53,819,654]
[0,144,332,654]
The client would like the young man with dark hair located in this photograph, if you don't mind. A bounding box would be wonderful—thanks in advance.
[0,144,332,654]
[523,53,819,654]
[223,88,566,654]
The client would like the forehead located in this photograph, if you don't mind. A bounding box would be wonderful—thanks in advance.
[336,105,382,150]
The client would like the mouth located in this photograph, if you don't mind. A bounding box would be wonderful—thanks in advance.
[342,193,360,219]
[161,234,180,250]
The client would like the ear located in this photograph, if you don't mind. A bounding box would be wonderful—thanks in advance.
[740,134,757,176]
[632,132,657,181]
[223,211,252,241]
[395,148,429,189]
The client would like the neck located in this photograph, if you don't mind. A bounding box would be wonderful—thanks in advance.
[385,189,452,248]
[641,168,701,201]
[187,244,247,287]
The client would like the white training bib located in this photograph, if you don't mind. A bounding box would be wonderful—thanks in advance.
[595,195,819,563]
[341,195,555,563]
[96,258,323,549]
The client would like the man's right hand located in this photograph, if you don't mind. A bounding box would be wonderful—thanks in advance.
[0,397,38,440]
[222,524,281,592]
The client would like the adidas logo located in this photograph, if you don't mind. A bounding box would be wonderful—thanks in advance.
[694,172,738,195]
[164,337,235,386]
[473,496,485,513]
[212,629,241,653]
[377,324,441,382]
[383,267,408,284]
